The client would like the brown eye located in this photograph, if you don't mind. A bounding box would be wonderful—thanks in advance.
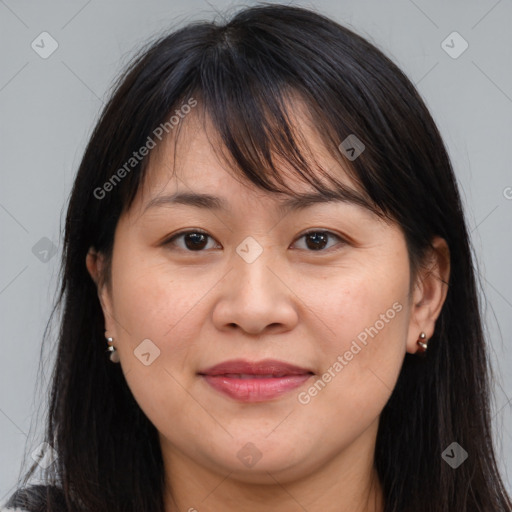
[293,231,346,252]
[164,230,217,251]
[305,232,328,250]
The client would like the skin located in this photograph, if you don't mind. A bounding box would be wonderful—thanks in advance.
[86,106,450,512]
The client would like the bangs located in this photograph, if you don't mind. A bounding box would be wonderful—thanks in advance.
[142,80,388,223]
[123,29,394,222]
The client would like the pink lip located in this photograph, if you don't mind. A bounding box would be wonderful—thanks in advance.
[198,359,314,402]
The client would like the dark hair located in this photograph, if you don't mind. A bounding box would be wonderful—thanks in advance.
[4,3,511,512]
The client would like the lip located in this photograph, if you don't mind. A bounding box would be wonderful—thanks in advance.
[199,359,314,376]
[198,359,314,402]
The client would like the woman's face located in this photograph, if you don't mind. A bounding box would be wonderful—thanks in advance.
[88,108,442,486]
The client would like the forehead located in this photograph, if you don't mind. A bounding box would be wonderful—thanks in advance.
[132,101,366,215]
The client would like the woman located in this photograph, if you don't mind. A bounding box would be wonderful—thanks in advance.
[2,3,511,511]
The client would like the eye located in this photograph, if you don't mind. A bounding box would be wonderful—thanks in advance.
[163,229,346,253]
[163,229,219,251]
[292,230,346,252]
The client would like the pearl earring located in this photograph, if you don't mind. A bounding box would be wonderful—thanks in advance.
[106,335,120,363]
[416,332,428,353]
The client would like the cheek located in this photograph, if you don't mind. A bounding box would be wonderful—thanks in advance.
[111,251,209,345]
[111,259,211,431]
[311,261,408,347]
[300,271,408,425]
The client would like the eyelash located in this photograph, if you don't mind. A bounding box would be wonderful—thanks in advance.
[162,229,347,253]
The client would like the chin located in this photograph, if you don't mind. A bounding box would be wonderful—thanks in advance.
[200,438,323,484]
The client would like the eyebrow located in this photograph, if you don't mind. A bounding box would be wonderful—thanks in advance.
[143,189,374,215]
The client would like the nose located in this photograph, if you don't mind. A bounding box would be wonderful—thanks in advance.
[212,244,299,336]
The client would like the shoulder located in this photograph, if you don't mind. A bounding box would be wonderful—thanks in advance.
[1,484,69,512]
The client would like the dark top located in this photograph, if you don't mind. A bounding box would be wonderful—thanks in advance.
[1,484,70,512]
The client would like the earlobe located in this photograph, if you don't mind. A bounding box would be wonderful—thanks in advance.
[406,236,451,354]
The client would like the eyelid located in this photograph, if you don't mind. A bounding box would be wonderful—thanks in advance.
[162,228,215,248]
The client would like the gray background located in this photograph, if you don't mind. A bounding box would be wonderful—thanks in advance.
[1,0,511,501]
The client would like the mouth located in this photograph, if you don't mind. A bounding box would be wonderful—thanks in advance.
[198,359,315,402]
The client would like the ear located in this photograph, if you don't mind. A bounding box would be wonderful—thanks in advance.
[406,236,450,354]
[86,247,117,338]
